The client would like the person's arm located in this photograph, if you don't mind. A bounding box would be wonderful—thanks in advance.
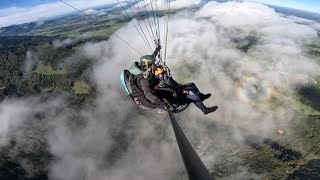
[169,77,180,87]
[152,45,161,58]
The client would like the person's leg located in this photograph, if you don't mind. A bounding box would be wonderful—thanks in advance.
[195,101,218,114]
[186,95,218,114]
[180,83,199,95]
[182,82,211,100]
[186,94,201,101]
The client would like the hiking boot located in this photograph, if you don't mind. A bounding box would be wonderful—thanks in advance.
[203,105,218,115]
[199,93,211,101]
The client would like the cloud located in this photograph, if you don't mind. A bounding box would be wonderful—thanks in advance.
[0,0,115,28]
[45,38,186,179]
[0,100,30,147]
[2,1,320,179]
[0,0,202,28]
[23,50,39,74]
[53,32,93,48]
[197,1,281,28]
[134,0,201,11]
[84,9,99,15]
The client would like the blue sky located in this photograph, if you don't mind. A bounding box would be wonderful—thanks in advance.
[0,0,319,12]
[251,0,320,13]
[0,0,319,28]
[0,0,57,8]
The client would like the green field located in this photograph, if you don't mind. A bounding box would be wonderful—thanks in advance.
[310,37,320,96]
[311,76,320,93]
[307,38,320,64]
[33,15,127,39]
[72,81,90,95]
[311,84,320,95]
[34,61,67,75]
[274,91,320,116]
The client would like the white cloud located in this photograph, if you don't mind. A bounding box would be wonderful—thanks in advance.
[0,100,30,147]
[134,0,201,11]
[197,1,280,28]
[163,0,201,10]
[23,50,39,74]
[84,9,99,15]
[0,0,115,27]
[53,32,93,48]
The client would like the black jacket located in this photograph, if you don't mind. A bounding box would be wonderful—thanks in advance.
[136,76,162,108]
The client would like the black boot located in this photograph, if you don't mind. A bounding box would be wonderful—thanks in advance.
[203,105,218,115]
[195,102,218,114]
[199,93,211,101]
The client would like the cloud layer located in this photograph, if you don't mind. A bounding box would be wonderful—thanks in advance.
[0,0,201,28]
[135,0,201,11]
[0,0,115,27]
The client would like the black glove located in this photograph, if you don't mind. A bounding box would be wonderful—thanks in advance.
[159,101,167,110]
[158,100,169,110]
[176,84,185,93]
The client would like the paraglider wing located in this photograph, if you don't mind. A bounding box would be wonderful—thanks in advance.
[120,70,131,94]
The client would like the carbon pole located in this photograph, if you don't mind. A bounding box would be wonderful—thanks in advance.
[168,110,215,180]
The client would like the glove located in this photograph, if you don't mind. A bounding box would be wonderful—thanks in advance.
[181,90,189,95]
[176,84,183,90]
[158,101,167,109]
[133,98,141,105]
[158,101,170,111]
[173,92,177,98]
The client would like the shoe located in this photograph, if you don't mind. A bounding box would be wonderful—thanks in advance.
[203,105,218,115]
[199,93,211,101]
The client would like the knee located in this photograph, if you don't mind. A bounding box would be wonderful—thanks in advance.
[185,82,195,87]
[186,95,201,101]
[190,83,197,89]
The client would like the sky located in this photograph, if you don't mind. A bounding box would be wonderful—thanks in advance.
[0,0,319,28]
[0,0,57,8]
[251,0,320,13]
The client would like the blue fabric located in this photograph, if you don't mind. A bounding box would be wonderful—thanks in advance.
[157,74,169,82]
[120,71,130,94]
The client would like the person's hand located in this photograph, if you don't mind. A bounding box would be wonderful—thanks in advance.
[173,92,177,98]
[167,103,174,111]
[158,101,171,111]
[159,101,167,109]
[134,98,141,105]
[176,84,183,90]
[181,90,189,94]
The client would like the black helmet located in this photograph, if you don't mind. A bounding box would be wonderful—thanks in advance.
[140,55,156,70]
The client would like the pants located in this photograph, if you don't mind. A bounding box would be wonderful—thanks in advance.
[180,83,208,112]
[180,83,201,96]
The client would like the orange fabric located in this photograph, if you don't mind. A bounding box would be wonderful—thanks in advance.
[155,67,167,76]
